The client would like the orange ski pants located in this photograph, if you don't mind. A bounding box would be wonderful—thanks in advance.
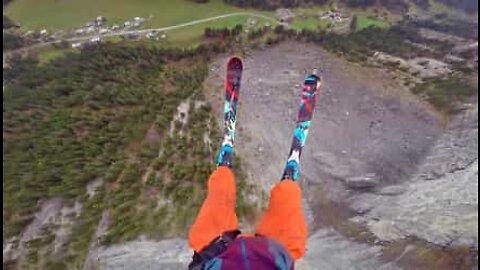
[188,166,307,260]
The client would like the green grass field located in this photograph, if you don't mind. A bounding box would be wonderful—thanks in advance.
[165,15,274,45]
[289,5,331,30]
[428,1,477,21]
[356,15,389,31]
[36,47,75,64]
[4,0,273,31]
[5,0,277,47]
[290,17,330,30]
[107,15,275,48]
[292,6,331,16]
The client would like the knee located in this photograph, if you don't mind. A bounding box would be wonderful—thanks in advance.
[270,180,302,205]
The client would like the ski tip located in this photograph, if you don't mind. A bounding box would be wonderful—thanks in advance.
[227,56,243,70]
[304,74,322,91]
[305,74,321,83]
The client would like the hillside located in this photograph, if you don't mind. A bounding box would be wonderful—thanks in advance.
[3,43,259,269]
[2,0,478,269]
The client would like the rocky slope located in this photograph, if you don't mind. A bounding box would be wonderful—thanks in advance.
[81,41,478,269]
[350,102,478,248]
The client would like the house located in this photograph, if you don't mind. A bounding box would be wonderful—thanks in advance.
[86,26,96,33]
[319,11,345,22]
[276,9,295,22]
[74,28,85,35]
[23,30,34,37]
[90,36,101,43]
[146,31,158,39]
[96,16,106,25]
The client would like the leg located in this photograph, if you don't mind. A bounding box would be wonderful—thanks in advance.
[257,74,318,259]
[188,167,238,252]
[255,180,307,260]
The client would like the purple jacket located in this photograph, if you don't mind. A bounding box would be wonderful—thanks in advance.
[203,236,294,270]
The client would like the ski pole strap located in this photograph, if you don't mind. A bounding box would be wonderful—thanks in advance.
[188,230,241,270]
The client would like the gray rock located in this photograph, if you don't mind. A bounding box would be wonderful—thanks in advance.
[96,238,191,270]
[367,220,405,242]
[364,160,478,247]
[346,174,380,189]
[378,185,406,196]
[93,230,400,270]
[297,228,399,270]
[348,103,478,248]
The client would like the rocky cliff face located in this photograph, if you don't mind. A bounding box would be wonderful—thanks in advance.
[350,103,478,248]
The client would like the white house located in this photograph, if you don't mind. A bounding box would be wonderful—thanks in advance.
[90,36,101,43]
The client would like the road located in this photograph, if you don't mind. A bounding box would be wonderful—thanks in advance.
[5,12,278,56]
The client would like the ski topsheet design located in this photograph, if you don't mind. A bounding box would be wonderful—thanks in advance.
[216,57,243,167]
[281,74,321,181]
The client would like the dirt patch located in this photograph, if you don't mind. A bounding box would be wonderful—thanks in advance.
[382,239,477,270]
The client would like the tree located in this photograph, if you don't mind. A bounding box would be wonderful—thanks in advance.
[350,15,358,32]
[3,15,17,29]
[3,32,25,51]
[344,0,376,8]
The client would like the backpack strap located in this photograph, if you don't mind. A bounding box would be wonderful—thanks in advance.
[188,230,241,270]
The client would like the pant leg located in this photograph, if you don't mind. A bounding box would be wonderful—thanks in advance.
[255,180,307,260]
[188,166,238,252]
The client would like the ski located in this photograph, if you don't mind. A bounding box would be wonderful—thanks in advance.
[281,73,321,181]
[216,57,243,167]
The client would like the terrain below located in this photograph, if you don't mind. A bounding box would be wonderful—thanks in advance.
[95,41,478,269]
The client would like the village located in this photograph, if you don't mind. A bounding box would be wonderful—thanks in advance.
[15,7,355,49]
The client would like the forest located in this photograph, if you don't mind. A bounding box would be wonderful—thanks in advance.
[3,41,258,269]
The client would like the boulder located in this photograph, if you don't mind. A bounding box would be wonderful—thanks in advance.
[345,174,379,189]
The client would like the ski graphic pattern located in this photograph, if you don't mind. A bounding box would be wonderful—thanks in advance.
[216,57,243,167]
[281,74,321,181]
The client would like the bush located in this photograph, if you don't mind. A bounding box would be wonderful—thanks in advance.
[411,75,478,114]
[3,32,25,51]
[3,15,17,29]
